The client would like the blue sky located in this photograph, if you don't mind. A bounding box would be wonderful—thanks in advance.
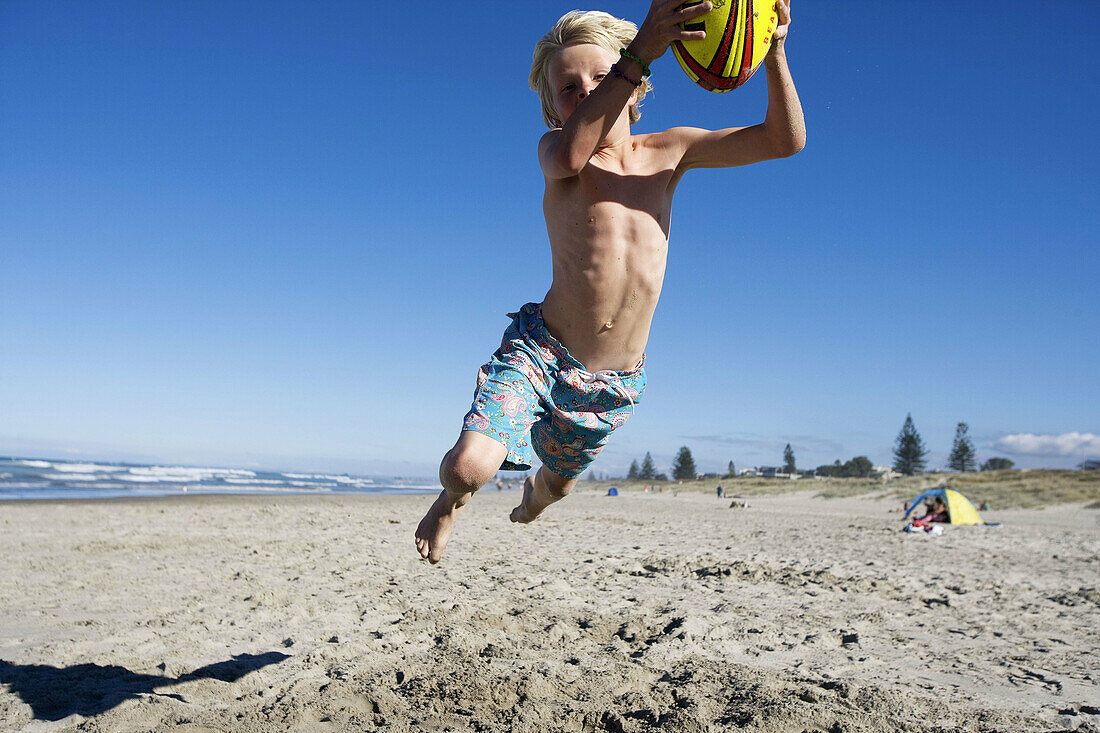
[2,1,1097,477]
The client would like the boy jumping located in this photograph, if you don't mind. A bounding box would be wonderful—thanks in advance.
[416,0,804,563]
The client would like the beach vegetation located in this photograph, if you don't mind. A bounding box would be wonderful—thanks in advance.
[981,457,1014,471]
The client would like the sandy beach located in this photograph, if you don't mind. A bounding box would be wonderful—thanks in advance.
[1,489,1097,732]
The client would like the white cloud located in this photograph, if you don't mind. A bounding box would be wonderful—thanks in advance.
[992,432,1100,458]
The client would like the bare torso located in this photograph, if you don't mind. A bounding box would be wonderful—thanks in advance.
[541,132,683,372]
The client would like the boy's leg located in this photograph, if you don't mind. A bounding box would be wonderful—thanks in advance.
[415,430,508,564]
[509,465,578,524]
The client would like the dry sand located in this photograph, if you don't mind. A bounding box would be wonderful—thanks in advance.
[1,489,1097,732]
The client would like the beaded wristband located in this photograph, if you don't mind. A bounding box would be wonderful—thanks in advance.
[619,48,651,77]
[610,63,642,87]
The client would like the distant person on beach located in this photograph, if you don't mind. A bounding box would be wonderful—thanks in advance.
[416,1,804,563]
[716,485,723,499]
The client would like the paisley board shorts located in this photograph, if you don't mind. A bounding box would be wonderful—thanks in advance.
[461,302,646,479]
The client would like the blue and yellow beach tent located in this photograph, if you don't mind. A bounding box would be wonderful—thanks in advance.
[903,487,984,525]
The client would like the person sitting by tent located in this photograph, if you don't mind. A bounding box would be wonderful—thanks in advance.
[901,487,996,532]
[911,496,948,529]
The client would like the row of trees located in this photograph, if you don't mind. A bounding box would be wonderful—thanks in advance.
[626,452,667,481]
[893,414,1014,475]
[628,446,701,481]
[628,445,793,481]
[624,416,1021,482]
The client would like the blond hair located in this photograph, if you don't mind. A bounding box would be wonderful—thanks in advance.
[529,10,652,129]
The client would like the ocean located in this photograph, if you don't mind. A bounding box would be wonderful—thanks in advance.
[0,456,437,500]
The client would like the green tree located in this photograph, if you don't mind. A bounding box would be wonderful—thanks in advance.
[672,446,697,480]
[841,455,876,478]
[627,460,640,480]
[726,460,736,478]
[948,422,977,472]
[816,460,843,478]
[639,452,656,480]
[980,457,1014,471]
[893,414,928,476]
[783,444,796,474]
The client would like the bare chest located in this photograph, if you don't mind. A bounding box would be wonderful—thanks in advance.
[545,160,677,237]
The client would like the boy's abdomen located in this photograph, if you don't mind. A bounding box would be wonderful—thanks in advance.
[543,240,666,372]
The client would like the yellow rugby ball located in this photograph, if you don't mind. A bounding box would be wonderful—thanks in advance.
[672,0,778,92]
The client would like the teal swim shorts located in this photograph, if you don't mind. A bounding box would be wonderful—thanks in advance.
[461,302,646,479]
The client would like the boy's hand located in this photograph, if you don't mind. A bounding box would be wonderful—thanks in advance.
[770,0,791,51]
[629,0,714,67]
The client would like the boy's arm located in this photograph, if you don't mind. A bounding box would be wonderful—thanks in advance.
[540,0,713,179]
[538,77,641,180]
[673,1,806,172]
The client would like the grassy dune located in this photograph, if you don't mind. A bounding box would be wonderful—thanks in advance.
[584,469,1100,510]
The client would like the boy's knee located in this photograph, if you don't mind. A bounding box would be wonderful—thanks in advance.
[546,482,573,499]
[440,447,498,495]
[540,471,575,499]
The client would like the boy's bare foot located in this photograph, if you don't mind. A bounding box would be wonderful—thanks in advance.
[415,490,469,563]
[510,475,548,524]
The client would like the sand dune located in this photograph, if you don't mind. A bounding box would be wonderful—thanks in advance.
[1,490,1097,731]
